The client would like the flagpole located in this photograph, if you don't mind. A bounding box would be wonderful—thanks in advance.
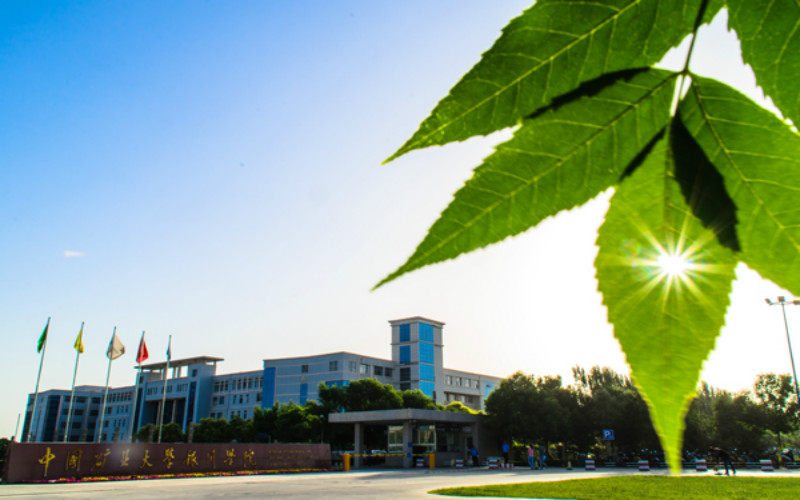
[64,321,84,442]
[27,317,50,443]
[96,326,116,443]
[129,331,145,442]
[157,334,171,443]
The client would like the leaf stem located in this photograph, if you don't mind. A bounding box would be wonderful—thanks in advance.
[673,0,710,116]
[682,0,711,75]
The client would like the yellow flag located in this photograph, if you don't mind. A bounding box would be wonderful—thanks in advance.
[74,323,84,354]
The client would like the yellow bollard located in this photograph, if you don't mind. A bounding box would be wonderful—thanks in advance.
[343,453,350,472]
[429,452,435,468]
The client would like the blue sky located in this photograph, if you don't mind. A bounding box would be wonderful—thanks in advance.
[1,1,796,438]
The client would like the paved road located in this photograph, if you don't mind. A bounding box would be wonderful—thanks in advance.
[1,467,796,500]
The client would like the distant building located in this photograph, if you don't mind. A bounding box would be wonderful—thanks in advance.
[22,317,501,442]
[263,317,499,410]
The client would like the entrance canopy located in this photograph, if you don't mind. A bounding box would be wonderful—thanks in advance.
[328,408,481,426]
[328,409,487,468]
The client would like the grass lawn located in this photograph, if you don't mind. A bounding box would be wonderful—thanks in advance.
[432,476,800,499]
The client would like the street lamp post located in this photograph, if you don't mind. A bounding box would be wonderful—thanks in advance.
[765,296,800,405]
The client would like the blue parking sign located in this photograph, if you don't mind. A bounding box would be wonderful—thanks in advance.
[602,429,614,440]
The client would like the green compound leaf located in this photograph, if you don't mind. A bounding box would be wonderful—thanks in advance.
[377,69,677,288]
[679,76,800,295]
[728,0,800,127]
[386,0,722,163]
[595,133,737,475]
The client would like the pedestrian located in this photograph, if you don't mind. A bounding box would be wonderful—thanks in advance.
[502,442,510,465]
[539,445,547,469]
[527,445,535,470]
[711,446,736,476]
[471,446,479,467]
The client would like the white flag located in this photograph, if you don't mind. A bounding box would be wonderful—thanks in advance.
[107,332,126,360]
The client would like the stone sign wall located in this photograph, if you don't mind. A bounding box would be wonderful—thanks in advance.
[2,442,331,483]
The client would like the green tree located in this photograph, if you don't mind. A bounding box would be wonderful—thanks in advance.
[273,403,321,443]
[400,389,436,409]
[228,414,256,443]
[441,401,480,414]
[253,404,278,442]
[344,379,402,412]
[485,372,538,445]
[683,383,717,453]
[133,422,185,443]
[160,422,185,443]
[0,437,9,472]
[193,417,233,443]
[754,373,800,447]
[485,372,573,447]
[376,0,800,473]
[317,383,348,413]
[712,391,764,455]
[134,423,155,443]
[573,367,658,457]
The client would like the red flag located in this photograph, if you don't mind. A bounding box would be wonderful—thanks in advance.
[136,333,149,364]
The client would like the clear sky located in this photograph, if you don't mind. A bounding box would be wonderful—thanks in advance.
[1,1,796,439]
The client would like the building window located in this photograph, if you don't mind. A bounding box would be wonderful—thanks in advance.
[416,424,436,452]
[301,364,309,373]
[419,342,434,364]
[388,425,403,452]
[348,361,358,372]
[329,360,338,371]
[420,381,436,399]
[399,383,411,391]
[265,367,277,407]
[300,383,308,405]
[385,368,393,378]
[359,363,369,375]
[399,324,410,342]
[400,367,410,382]
[374,366,383,376]
[419,323,434,342]
[455,377,462,386]
[445,375,452,385]
[399,345,411,364]
[420,364,435,382]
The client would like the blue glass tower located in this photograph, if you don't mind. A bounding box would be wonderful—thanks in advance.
[390,317,444,403]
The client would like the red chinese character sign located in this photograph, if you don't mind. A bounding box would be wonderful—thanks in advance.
[2,442,331,483]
